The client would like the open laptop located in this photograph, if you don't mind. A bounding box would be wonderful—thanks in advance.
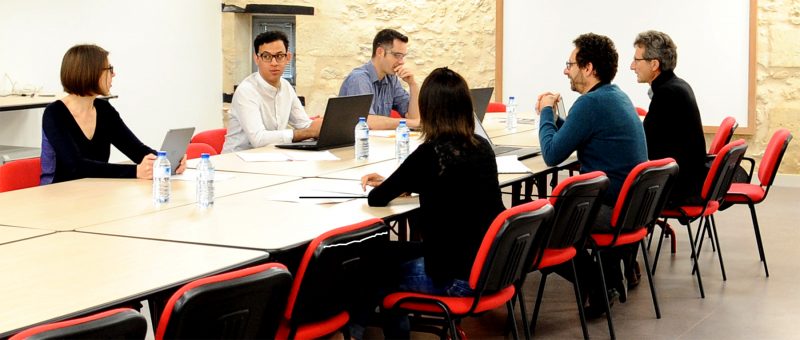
[474,115,541,160]
[159,127,195,174]
[275,94,373,151]
[470,87,494,122]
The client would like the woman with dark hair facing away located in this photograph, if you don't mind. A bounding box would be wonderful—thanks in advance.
[359,67,505,338]
[40,44,185,185]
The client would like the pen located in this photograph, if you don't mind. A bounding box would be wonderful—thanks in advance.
[298,196,367,199]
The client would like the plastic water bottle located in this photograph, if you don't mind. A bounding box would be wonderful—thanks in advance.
[395,119,410,163]
[355,117,369,160]
[152,151,171,204]
[196,153,215,208]
[506,96,518,131]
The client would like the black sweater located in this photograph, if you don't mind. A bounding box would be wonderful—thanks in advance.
[40,99,155,184]
[643,71,707,205]
[367,135,505,283]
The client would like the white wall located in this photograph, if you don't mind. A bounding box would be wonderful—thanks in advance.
[0,0,222,161]
[503,0,750,128]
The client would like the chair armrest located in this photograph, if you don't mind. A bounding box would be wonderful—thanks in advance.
[741,156,756,183]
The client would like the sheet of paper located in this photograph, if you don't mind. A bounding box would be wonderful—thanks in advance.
[236,152,289,162]
[171,169,235,181]
[496,155,532,174]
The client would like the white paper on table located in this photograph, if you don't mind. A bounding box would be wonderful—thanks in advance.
[236,152,290,162]
[369,130,395,138]
[496,155,532,174]
[171,169,235,181]
[281,150,340,161]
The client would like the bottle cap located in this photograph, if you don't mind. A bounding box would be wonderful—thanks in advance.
[201,153,210,159]
[157,151,167,157]
[359,117,366,121]
[399,119,406,126]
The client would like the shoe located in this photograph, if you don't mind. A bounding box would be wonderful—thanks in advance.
[583,288,620,319]
[626,260,642,290]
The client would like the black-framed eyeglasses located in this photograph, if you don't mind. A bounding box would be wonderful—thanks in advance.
[565,61,577,69]
[633,57,653,62]
[102,65,114,74]
[258,52,288,63]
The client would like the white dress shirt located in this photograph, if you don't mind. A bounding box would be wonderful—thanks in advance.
[222,73,311,152]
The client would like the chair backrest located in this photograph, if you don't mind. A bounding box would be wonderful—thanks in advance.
[611,158,680,232]
[283,219,389,328]
[191,128,227,154]
[186,142,218,160]
[10,308,147,340]
[757,128,793,188]
[708,116,738,155]
[0,157,41,192]
[469,199,554,293]
[635,107,648,116]
[486,102,506,113]
[546,171,610,250]
[702,139,748,202]
[155,263,292,340]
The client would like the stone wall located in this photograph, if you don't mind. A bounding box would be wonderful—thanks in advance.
[222,0,798,175]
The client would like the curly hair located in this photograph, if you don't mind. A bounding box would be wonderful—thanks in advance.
[634,30,678,72]
[573,33,618,83]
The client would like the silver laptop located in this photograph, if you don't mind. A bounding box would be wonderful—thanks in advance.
[159,127,195,174]
[275,94,373,151]
[473,115,540,160]
[470,87,494,122]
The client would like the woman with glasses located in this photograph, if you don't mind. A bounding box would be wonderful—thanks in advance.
[40,44,185,185]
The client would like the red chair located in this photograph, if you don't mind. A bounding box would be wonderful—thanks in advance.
[487,102,506,113]
[186,142,218,160]
[275,218,389,339]
[191,128,226,155]
[721,128,793,277]
[524,171,609,340]
[708,116,738,155]
[382,200,554,340]
[635,107,648,116]
[390,109,402,118]
[656,140,748,298]
[589,158,679,338]
[156,262,292,340]
[10,308,147,340]
[0,157,41,192]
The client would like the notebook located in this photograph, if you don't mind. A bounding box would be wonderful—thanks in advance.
[159,127,195,174]
[474,115,540,160]
[470,87,494,122]
[275,94,373,151]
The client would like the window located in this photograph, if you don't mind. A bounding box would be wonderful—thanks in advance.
[252,16,296,85]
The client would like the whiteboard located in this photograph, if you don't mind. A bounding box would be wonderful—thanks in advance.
[502,0,753,130]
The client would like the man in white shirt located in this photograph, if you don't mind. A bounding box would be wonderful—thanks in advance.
[223,31,321,152]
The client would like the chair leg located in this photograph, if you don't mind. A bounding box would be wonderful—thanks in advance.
[686,223,706,298]
[516,285,532,340]
[707,217,717,252]
[529,273,548,336]
[594,250,616,339]
[692,217,707,276]
[506,301,520,340]
[652,221,667,274]
[570,260,590,340]
[749,203,770,277]
[709,215,727,281]
[640,240,661,319]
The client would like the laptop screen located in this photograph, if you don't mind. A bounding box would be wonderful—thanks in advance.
[470,87,494,122]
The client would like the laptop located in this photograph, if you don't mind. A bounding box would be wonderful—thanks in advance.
[159,127,195,174]
[470,87,494,122]
[275,94,373,151]
[474,115,541,160]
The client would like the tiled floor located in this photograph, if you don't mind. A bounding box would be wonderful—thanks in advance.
[383,185,800,339]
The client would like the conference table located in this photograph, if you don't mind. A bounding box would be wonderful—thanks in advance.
[0,232,269,338]
[0,225,52,245]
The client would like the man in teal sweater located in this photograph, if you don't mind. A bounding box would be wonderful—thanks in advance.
[536,33,647,316]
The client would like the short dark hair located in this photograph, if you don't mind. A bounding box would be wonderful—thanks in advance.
[419,67,477,146]
[253,31,289,54]
[573,33,618,84]
[634,30,678,72]
[60,44,109,96]
[372,29,408,57]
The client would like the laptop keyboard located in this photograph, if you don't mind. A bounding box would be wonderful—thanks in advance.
[494,146,521,154]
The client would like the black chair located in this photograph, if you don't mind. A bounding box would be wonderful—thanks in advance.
[10,308,147,340]
[155,262,292,339]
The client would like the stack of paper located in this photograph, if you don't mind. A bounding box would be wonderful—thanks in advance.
[496,155,532,174]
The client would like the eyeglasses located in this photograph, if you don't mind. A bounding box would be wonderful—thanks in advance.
[102,65,114,74]
[565,61,577,69]
[633,57,653,62]
[386,50,407,60]
[258,52,288,63]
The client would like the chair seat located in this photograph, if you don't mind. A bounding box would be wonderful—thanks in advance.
[661,201,720,218]
[724,183,766,203]
[383,285,515,315]
[536,247,577,269]
[591,227,648,247]
[276,312,349,340]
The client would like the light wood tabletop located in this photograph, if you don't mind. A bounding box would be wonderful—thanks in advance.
[0,172,299,231]
[0,232,269,337]
[79,178,419,251]
[0,225,52,245]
